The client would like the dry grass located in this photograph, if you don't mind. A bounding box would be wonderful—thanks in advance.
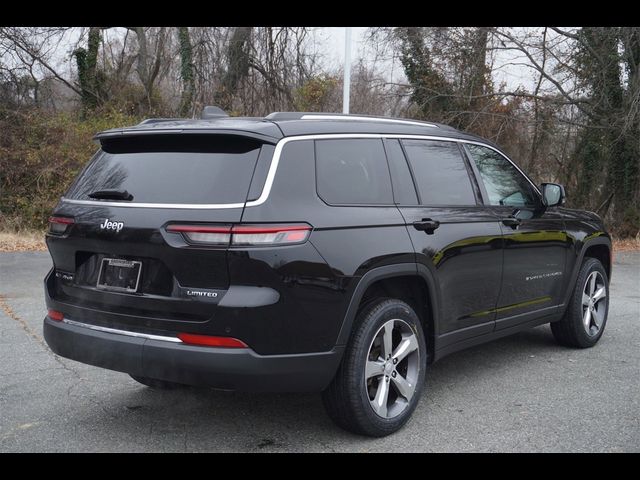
[613,236,640,252]
[0,231,47,252]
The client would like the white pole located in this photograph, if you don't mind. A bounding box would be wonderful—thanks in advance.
[342,27,352,114]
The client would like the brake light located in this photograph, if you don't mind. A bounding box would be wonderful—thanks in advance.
[48,309,64,322]
[166,224,312,246]
[48,216,74,235]
[177,333,248,348]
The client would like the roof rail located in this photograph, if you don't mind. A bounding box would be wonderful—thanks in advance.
[265,112,439,128]
[137,118,184,126]
[302,114,439,128]
[265,112,307,121]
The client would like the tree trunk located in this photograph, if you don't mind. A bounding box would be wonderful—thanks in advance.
[131,27,168,111]
[73,26,101,111]
[177,27,195,117]
[133,27,150,104]
[586,28,635,225]
[396,27,453,121]
[467,27,490,109]
[215,27,252,112]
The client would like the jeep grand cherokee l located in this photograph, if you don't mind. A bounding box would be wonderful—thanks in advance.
[43,110,611,436]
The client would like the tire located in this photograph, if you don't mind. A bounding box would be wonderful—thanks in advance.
[551,257,609,348]
[322,298,427,437]
[129,374,186,390]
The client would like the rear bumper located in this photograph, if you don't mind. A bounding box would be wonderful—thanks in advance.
[43,316,343,392]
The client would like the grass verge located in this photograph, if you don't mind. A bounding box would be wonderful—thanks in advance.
[0,231,47,252]
[613,236,640,252]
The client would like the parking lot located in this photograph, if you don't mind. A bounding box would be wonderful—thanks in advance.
[1,251,638,452]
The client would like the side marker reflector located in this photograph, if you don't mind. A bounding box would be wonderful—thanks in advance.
[177,333,248,348]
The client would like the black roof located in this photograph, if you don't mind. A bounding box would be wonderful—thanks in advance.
[94,112,488,146]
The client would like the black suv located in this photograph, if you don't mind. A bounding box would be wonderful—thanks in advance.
[43,110,611,436]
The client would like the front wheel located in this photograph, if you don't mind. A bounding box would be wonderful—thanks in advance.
[322,298,427,437]
[551,257,609,348]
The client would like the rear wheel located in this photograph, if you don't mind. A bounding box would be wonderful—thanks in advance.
[129,374,186,390]
[322,298,427,437]
[551,257,609,348]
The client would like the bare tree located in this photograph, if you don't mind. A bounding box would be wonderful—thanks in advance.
[214,26,252,111]
[0,27,82,100]
[495,27,639,231]
[127,27,170,109]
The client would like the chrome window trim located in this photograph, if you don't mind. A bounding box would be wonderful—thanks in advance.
[60,198,246,209]
[60,132,539,209]
[62,318,182,343]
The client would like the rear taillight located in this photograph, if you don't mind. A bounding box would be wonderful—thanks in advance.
[166,225,232,245]
[48,216,74,235]
[177,333,248,348]
[231,225,312,245]
[166,224,312,246]
[48,309,64,321]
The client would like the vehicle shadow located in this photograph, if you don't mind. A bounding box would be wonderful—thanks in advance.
[84,324,566,451]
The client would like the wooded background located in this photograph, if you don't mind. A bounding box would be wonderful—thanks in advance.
[1,27,638,236]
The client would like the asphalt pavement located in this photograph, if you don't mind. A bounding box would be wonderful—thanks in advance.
[1,251,638,452]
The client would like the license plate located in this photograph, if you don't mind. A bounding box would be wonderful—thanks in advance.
[97,258,142,293]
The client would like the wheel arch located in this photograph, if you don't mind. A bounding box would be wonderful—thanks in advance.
[562,236,612,309]
[336,264,440,363]
[583,242,611,280]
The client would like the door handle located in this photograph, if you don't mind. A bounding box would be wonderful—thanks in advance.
[502,217,521,229]
[413,219,440,234]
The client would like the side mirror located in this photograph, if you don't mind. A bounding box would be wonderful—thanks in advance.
[541,183,565,207]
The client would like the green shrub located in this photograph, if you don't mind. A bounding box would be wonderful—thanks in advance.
[0,107,142,230]
[293,75,339,112]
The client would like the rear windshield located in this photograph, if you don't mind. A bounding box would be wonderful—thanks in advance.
[66,135,265,204]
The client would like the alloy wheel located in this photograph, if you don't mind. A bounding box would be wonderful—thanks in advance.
[365,319,420,419]
[581,271,607,337]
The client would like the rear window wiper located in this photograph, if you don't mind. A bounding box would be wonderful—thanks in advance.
[88,189,133,201]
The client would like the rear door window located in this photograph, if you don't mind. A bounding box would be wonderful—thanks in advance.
[66,135,265,205]
[401,139,477,206]
[315,138,393,205]
[385,139,419,205]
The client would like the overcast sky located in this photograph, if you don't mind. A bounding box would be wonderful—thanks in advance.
[315,27,537,92]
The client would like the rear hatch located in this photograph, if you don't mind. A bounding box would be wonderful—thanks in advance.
[46,133,273,330]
